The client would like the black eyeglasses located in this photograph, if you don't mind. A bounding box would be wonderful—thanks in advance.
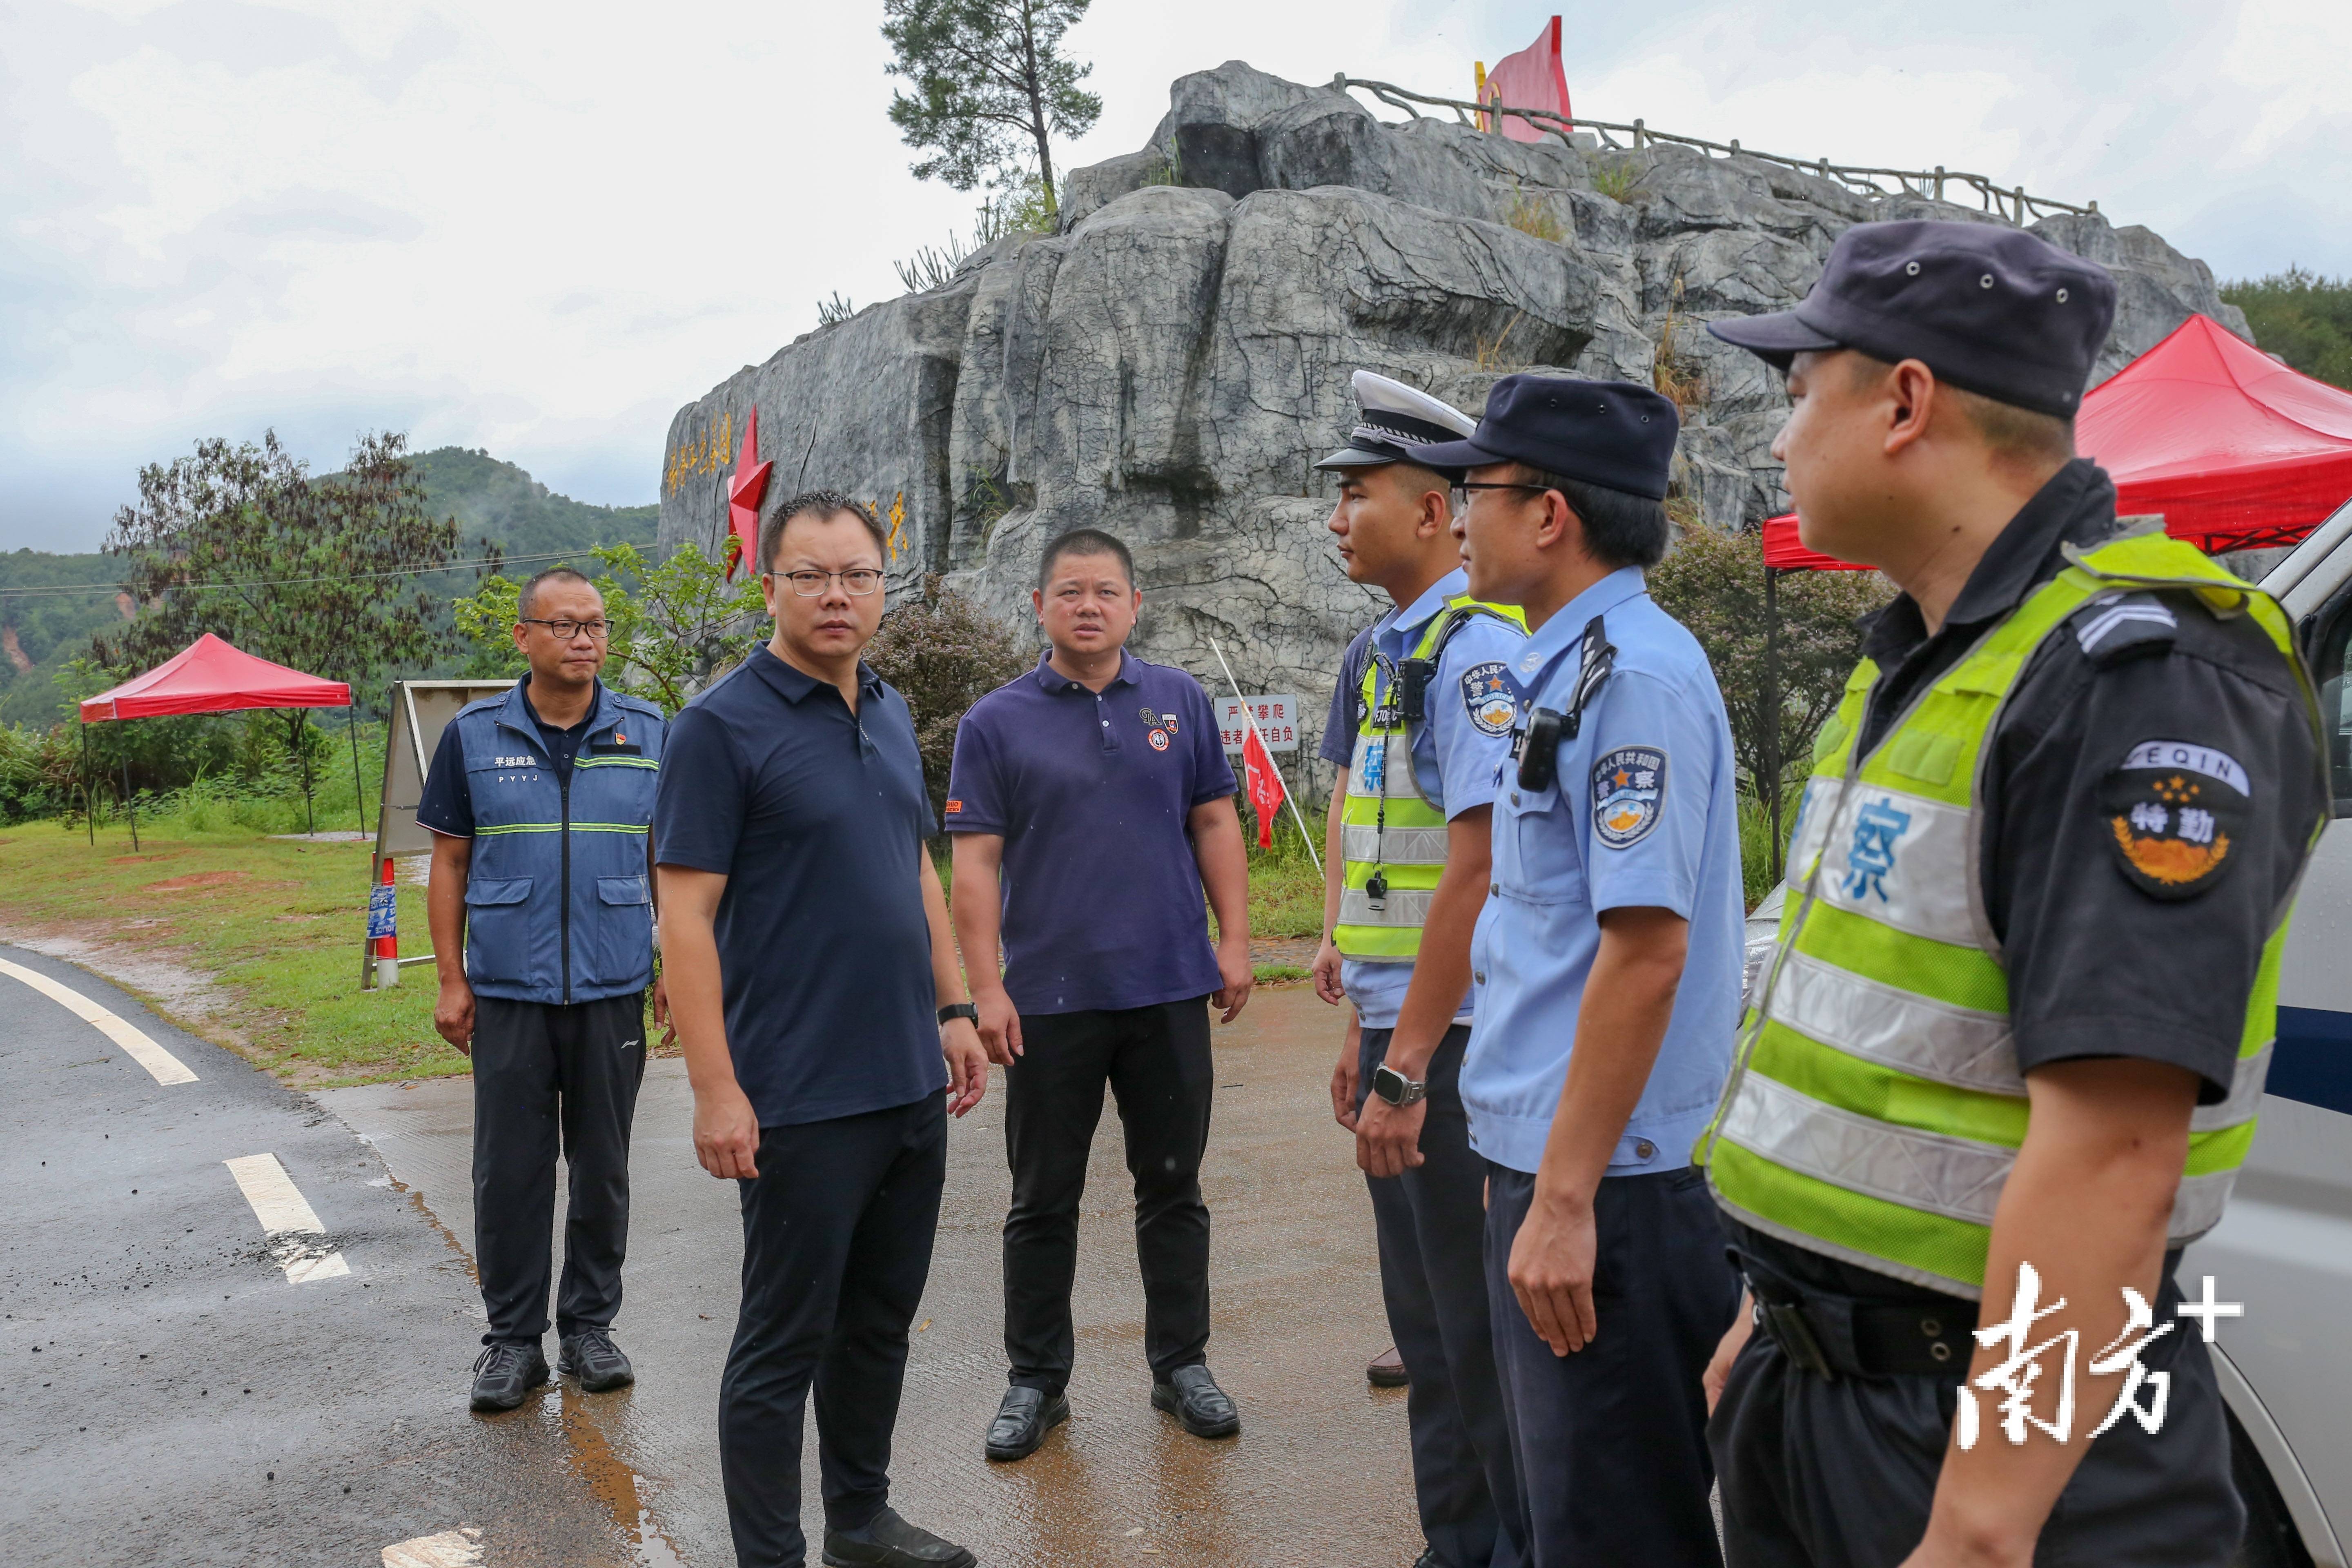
[769,568,885,596]
[517,617,610,640]
[1450,482,1553,512]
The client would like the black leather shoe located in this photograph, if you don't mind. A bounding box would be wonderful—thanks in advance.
[1151,1363,1240,1439]
[1368,1343,1410,1388]
[558,1328,635,1393]
[469,1341,548,1412]
[1412,1552,1438,1568]
[821,1507,976,1568]
[984,1385,1069,1461]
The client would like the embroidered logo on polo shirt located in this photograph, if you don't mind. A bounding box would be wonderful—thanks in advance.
[1140,706,1159,726]
[1147,729,1171,751]
[1591,746,1666,849]
[1462,662,1517,736]
[2101,739,2248,899]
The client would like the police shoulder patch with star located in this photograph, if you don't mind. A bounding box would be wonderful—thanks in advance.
[1461,661,1518,737]
[1592,746,1667,849]
[2100,739,2249,899]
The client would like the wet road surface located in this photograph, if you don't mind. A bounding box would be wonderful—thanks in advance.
[2,940,657,1567]
[321,982,1423,1567]
[7,938,1422,1566]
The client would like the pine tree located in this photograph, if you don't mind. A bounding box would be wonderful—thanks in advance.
[882,0,1102,220]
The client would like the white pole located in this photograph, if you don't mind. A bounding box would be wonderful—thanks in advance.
[1206,635,1323,878]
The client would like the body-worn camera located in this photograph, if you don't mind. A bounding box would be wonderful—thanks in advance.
[1512,615,1617,793]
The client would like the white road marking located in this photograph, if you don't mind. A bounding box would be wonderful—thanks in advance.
[223,1153,352,1283]
[382,1528,483,1567]
[0,956,196,1085]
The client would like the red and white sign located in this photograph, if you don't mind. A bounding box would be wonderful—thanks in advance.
[1216,694,1299,753]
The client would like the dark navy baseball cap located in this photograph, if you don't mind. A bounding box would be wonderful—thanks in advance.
[1707,219,2117,417]
[1416,375,1680,500]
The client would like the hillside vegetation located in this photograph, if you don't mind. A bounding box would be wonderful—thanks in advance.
[2221,268,2352,390]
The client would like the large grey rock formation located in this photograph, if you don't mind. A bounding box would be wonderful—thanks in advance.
[658,62,2253,792]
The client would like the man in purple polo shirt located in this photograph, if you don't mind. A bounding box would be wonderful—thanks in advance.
[948,526,1254,1464]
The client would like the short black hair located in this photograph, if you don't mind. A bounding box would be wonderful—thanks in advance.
[1515,464,1671,570]
[761,489,887,572]
[1036,527,1135,591]
[519,566,596,618]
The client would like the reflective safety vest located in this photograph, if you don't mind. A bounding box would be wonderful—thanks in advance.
[1334,597,1526,961]
[1699,528,2323,1298]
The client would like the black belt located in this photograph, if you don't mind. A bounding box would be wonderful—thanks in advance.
[1739,1253,1977,1380]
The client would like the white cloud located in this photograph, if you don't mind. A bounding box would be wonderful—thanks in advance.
[2,0,2347,550]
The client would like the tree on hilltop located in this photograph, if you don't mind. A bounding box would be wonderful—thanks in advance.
[882,0,1102,221]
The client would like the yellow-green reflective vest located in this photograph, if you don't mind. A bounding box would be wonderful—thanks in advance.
[1334,597,1526,962]
[1699,527,2323,1299]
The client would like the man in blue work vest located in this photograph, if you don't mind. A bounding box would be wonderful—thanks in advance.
[420,566,668,1413]
[1312,371,1529,1568]
[1423,378,1747,1566]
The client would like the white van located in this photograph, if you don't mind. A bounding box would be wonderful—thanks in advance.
[1738,501,2352,1567]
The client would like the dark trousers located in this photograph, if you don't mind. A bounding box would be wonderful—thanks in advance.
[470,991,646,1345]
[1484,1162,1740,1568]
[1710,1267,2244,1567]
[1360,1026,1526,1568]
[721,1097,947,1568]
[1003,997,1214,1391]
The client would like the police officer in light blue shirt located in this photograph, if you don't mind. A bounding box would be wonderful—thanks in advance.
[1421,376,1745,1567]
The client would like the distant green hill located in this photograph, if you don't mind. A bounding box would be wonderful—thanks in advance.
[0,446,657,727]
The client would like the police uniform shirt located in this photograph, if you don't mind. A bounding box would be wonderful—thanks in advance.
[1736,457,2326,1299]
[1319,568,1526,1030]
[1460,567,1748,1175]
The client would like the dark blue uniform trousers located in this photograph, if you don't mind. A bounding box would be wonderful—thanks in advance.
[1483,1162,1740,1568]
[1361,1025,1527,1568]
[721,1096,947,1568]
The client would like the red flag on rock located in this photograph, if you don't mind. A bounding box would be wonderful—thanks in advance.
[1242,715,1283,849]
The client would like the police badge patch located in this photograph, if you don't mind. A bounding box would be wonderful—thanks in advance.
[1592,746,1667,849]
[2100,739,2249,899]
[1461,662,1518,737]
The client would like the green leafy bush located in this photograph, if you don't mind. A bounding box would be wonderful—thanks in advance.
[2221,267,2352,390]
[865,576,1034,819]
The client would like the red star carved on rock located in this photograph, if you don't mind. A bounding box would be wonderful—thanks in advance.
[726,408,773,579]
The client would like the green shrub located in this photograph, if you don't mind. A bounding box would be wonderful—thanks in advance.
[865,576,1035,820]
[2221,267,2352,389]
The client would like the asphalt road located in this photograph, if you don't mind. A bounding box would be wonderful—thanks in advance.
[0,941,642,1568]
[4,946,1421,1566]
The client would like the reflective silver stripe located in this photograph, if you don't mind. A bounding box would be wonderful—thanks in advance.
[1722,1072,2012,1227]
[1343,824,1450,865]
[1807,780,1979,947]
[2192,1044,2273,1133]
[2170,1169,2238,1243]
[1724,1069,2247,1245]
[1764,949,2022,1096]
[1338,888,1434,928]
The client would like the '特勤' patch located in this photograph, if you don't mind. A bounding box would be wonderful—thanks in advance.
[1592,746,1667,849]
[1461,662,1518,737]
[2099,738,2250,900]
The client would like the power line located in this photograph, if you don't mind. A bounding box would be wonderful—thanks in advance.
[0,549,609,603]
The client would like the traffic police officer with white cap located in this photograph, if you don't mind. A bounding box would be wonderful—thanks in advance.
[1312,370,1529,1568]
[1701,220,2326,1566]
[1430,376,1748,1566]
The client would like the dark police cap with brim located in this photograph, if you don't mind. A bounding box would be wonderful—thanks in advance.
[1314,370,1479,474]
[1707,219,2118,418]
[1416,375,1680,501]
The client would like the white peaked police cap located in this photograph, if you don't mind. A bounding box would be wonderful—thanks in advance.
[1313,371,1479,475]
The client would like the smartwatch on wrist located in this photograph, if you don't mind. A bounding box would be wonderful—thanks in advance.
[938,1002,980,1028]
[1370,1063,1427,1107]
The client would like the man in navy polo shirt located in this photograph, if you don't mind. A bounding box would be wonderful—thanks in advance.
[655,490,989,1568]
[947,527,1254,1463]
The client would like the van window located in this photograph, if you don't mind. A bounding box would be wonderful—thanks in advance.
[2309,591,2352,815]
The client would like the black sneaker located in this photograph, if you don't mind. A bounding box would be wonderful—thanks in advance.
[558,1327,635,1393]
[1151,1363,1240,1439]
[470,1341,548,1412]
[984,1385,1069,1462]
[821,1506,977,1567]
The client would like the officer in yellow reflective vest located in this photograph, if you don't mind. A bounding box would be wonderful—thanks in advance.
[1311,372,1529,1568]
[1702,221,2327,1567]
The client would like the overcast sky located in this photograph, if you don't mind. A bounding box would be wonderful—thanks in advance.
[3,0,2345,552]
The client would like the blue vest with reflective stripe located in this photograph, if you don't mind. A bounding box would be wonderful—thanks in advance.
[451,681,666,1004]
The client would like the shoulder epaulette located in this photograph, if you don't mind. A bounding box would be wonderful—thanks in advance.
[2071,591,2178,668]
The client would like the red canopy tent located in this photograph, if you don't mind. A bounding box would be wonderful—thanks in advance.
[77,633,361,848]
[1758,312,2352,570]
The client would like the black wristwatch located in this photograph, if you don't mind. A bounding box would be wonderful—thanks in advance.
[1370,1063,1427,1107]
[938,1002,980,1028]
